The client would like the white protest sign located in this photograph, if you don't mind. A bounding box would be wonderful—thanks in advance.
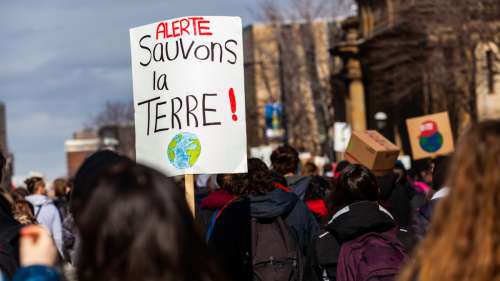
[130,16,247,176]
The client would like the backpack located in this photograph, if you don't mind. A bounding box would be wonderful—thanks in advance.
[336,230,408,281]
[251,216,303,281]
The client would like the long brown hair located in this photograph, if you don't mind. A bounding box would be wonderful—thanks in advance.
[398,120,500,281]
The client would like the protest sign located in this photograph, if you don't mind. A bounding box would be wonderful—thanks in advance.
[130,16,248,179]
[406,112,454,160]
[345,130,400,175]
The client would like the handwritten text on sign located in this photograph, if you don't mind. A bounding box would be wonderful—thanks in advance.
[130,16,247,176]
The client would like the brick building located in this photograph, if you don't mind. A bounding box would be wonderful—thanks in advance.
[65,125,134,177]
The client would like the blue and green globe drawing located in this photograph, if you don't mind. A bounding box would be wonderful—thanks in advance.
[167,132,201,169]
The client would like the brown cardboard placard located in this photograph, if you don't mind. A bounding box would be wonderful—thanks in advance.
[345,130,400,175]
[406,112,454,160]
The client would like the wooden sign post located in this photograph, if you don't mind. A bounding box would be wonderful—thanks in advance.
[185,174,195,216]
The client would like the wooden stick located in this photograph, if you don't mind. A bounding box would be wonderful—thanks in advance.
[184,174,195,216]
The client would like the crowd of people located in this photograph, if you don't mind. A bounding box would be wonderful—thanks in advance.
[0,119,498,281]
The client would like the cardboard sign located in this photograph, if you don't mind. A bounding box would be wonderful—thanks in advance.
[130,16,247,176]
[345,131,400,175]
[406,112,454,160]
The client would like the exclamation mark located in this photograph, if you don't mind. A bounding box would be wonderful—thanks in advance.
[229,88,238,121]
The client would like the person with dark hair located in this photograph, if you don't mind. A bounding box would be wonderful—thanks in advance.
[64,150,130,265]
[74,162,221,281]
[334,160,350,178]
[25,177,63,257]
[209,158,319,281]
[303,162,319,177]
[271,145,311,200]
[10,162,222,281]
[304,176,332,224]
[307,164,407,281]
[52,178,70,224]
[411,155,451,242]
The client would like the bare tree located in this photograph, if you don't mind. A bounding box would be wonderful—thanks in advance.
[254,0,354,155]
[87,100,134,128]
[364,0,500,134]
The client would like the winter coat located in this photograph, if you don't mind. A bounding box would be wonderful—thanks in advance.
[306,201,397,281]
[411,187,449,243]
[25,195,63,257]
[196,189,235,237]
[209,189,319,281]
[286,175,311,200]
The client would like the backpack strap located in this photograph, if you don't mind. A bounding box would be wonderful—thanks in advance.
[275,217,293,252]
[205,209,220,241]
[34,204,45,219]
[205,197,238,242]
[251,217,259,263]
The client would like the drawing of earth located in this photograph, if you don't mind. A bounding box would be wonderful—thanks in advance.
[167,132,201,169]
[418,120,443,153]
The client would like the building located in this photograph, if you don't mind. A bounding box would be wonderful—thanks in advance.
[65,129,101,177]
[331,0,500,155]
[0,102,13,189]
[65,125,134,177]
[244,20,343,156]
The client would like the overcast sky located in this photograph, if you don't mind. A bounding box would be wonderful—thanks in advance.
[0,1,263,184]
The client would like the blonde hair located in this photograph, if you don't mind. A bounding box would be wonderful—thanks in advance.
[398,120,500,281]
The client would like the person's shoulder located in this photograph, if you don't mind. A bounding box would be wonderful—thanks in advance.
[216,198,250,222]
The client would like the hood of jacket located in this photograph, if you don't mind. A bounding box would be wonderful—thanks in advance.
[286,175,311,200]
[200,189,235,210]
[326,201,395,242]
[249,189,299,219]
[26,194,52,207]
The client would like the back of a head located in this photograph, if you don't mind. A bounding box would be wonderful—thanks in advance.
[53,178,68,198]
[270,145,299,176]
[335,160,350,174]
[304,176,333,201]
[332,164,379,209]
[216,173,246,196]
[77,163,219,281]
[71,150,129,225]
[302,162,319,177]
[24,177,44,195]
[246,158,274,196]
[398,120,500,281]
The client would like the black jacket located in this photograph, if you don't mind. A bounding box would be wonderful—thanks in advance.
[306,201,396,281]
[378,174,415,229]
[209,189,319,281]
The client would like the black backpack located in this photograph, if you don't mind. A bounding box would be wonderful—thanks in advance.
[251,216,303,281]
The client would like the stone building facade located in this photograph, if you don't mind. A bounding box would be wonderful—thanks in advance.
[244,20,342,155]
[331,0,500,155]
